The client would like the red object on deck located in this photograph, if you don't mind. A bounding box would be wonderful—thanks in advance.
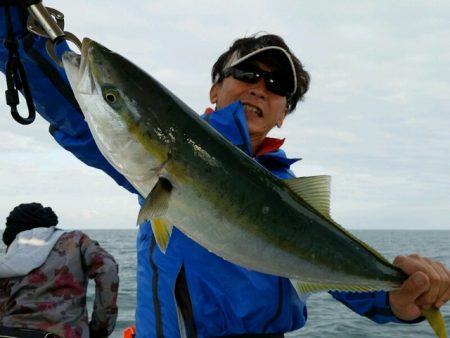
[123,325,136,338]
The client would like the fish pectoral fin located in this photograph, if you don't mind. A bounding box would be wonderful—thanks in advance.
[422,306,447,338]
[151,217,173,253]
[137,177,173,225]
[285,175,332,219]
[137,177,174,253]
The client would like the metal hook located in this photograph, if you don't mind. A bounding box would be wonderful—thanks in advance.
[45,31,82,67]
[26,4,82,66]
[26,5,65,39]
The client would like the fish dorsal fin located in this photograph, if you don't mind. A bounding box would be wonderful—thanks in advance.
[287,175,394,267]
[137,177,173,253]
[285,175,332,219]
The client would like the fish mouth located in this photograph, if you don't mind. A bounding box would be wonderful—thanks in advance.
[62,38,103,95]
[243,103,263,118]
[62,50,81,68]
[79,37,92,79]
[61,50,81,84]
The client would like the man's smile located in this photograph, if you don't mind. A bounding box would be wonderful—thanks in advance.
[243,103,263,118]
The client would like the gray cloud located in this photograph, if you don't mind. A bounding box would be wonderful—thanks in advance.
[0,0,449,230]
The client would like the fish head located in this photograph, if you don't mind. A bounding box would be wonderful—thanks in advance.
[63,38,137,122]
[62,38,164,196]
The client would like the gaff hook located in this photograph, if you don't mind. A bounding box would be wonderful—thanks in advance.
[26,2,82,66]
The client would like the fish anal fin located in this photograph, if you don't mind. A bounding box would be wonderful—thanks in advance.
[292,279,385,295]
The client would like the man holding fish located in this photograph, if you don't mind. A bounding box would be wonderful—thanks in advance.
[0,3,449,337]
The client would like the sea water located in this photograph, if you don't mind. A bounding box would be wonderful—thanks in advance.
[2,229,450,337]
[83,229,449,338]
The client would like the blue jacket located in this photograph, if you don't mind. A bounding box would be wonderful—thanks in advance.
[0,7,405,337]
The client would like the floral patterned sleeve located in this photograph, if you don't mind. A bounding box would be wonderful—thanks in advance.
[80,234,119,337]
[0,280,8,313]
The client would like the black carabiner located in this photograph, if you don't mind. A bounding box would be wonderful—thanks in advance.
[4,39,36,125]
[3,1,36,125]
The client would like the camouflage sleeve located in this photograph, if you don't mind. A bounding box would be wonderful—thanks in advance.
[80,233,119,337]
[0,280,9,314]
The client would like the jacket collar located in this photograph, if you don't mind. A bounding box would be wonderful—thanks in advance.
[202,101,300,172]
[255,137,285,157]
[203,101,294,157]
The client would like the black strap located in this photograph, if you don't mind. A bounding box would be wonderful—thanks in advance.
[214,334,284,338]
[24,0,42,6]
[175,265,198,338]
[149,236,165,337]
[3,0,36,125]
[0,326,59,338]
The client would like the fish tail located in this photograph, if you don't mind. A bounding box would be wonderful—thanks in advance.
[422,306,447,338]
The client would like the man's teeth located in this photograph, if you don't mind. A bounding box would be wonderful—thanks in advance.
[244,104,262,117]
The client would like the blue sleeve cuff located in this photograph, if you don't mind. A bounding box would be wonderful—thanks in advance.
[330,291,424,324]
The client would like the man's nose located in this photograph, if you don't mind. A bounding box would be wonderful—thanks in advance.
[248,78,268,99]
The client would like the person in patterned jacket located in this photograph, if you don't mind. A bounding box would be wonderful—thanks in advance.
[0,202,119,338]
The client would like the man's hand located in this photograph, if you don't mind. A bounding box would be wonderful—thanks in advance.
[389,254,450,321]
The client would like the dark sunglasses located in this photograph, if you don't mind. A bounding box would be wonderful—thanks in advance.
[222,66,293,97]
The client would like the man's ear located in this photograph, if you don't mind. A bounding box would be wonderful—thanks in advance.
[276,109,288,128]
[209,83,218,104]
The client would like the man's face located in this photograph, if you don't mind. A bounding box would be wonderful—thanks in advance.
[210,61,288,144]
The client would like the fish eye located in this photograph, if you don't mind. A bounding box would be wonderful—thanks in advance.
[103,87,121,105]
[105,92,116,103]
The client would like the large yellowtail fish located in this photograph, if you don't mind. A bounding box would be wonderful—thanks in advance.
[62,38,446,337]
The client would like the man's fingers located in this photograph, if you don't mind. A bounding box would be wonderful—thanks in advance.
[389,272,428,321]
[434,262,450,308]
[393,254,450,308]
[415,257,442,308]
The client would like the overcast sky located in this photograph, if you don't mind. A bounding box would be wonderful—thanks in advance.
[0,1,449,231]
